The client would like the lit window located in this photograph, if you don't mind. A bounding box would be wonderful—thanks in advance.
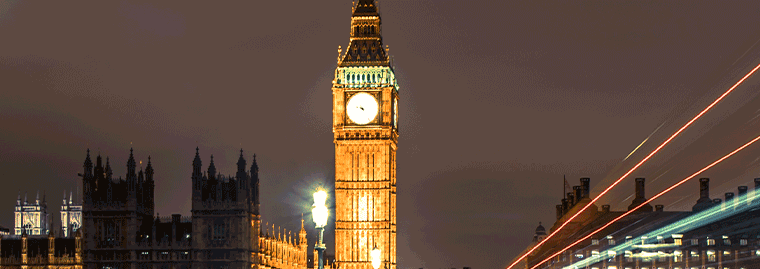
[755,250,760,256]
[690,251,699,261]
[723,250,731,256]
[575,254,584,259]
[707,250,716,262]
[592,250,600,258]
[608,266,617,269]
[608,235,616,246]
[674,250,683,262]
[740,239,748,246]
[657,236,664,244]
[608,250,617,262]
[592,239,599,245]
[707,238,715,246]
[690,239,698,245]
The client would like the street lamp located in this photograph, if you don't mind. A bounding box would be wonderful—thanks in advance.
[371,246,381,269]
[312,189,328,269]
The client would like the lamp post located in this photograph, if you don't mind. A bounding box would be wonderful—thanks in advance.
[312,189,328,269]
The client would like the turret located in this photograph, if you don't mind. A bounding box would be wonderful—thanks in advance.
[237,149,247,181]
[207,155,217,201]
[105,157,113,181]
[251,154,260,214]
[127,148,137,194]
[83,149,93,178]
[145,156,155,215]
[208,155,217,180]
[192,147,203,194]
[533,222,547,243]
[299,218,307,248]
[95,154,104,180]
[82,149,93,203]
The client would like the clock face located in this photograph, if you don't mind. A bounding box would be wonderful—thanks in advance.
[346,92,379,125]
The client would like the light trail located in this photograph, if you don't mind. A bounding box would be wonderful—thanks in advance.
[529,133,760,269]
[569,190,757,268]
[505,61,760,269]
[623,121,666,161]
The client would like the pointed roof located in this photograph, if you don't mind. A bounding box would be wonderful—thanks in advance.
[127,148,136,169]
[339,0,389,67]
[84,149,92,168]
[193,147,202,168]
[237,149,246,170]
[208,154,217,178]
[146,156,154,176]
[352,0,378,16]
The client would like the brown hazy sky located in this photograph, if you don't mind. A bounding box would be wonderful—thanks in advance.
[2,1,760,268]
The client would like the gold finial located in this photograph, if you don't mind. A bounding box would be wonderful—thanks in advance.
[337,46,342,63]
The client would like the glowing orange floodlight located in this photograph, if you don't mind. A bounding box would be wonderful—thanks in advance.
[506,61,760,269]
[529,133,760,269]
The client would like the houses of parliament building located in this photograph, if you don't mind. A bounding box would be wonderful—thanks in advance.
[0,148,308,269]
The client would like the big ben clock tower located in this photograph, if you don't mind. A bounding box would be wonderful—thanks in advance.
[333,0,399,268]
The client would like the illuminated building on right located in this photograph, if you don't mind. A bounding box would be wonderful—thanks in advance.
[515,177,760,269]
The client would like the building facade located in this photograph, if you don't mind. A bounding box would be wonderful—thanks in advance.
[76,148,307,269]
[0,231,83,269]
[332,0,399,268]
[14,192,50,236]
[518,177,760,269]
[61,191,82,238]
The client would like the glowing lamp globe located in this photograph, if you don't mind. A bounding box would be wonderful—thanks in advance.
[371,247,381,269]
[312,190,329,228]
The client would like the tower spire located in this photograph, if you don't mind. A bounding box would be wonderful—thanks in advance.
[340,0,388,67]
[352,0,378,16]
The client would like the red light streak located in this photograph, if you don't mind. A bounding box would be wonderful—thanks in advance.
[505,62,760,269]
[529,134,760,269]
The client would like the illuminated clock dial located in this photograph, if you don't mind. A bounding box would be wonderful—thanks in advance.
[347,92,379,125]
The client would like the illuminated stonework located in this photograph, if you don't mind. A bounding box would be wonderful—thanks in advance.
[333,1,398,268]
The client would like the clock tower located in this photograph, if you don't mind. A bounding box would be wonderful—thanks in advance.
[333,0,399,268]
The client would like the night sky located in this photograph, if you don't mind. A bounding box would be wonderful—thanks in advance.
[2,1,760,268]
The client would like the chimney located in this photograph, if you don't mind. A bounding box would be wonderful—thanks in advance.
[635,178,645,200]
[602,205,610,213]
[693,178,714,212]
[628,178,653,212]
[567,193,575,207]
[556,205,563,220]
[701,178,711,199]
[655,205,664,212]
[738,186,748,206]
[573,186,582,204]
[580,178,590,199]
[713,198,723,211]
[562,198,569,213]
[725,192,735,210]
